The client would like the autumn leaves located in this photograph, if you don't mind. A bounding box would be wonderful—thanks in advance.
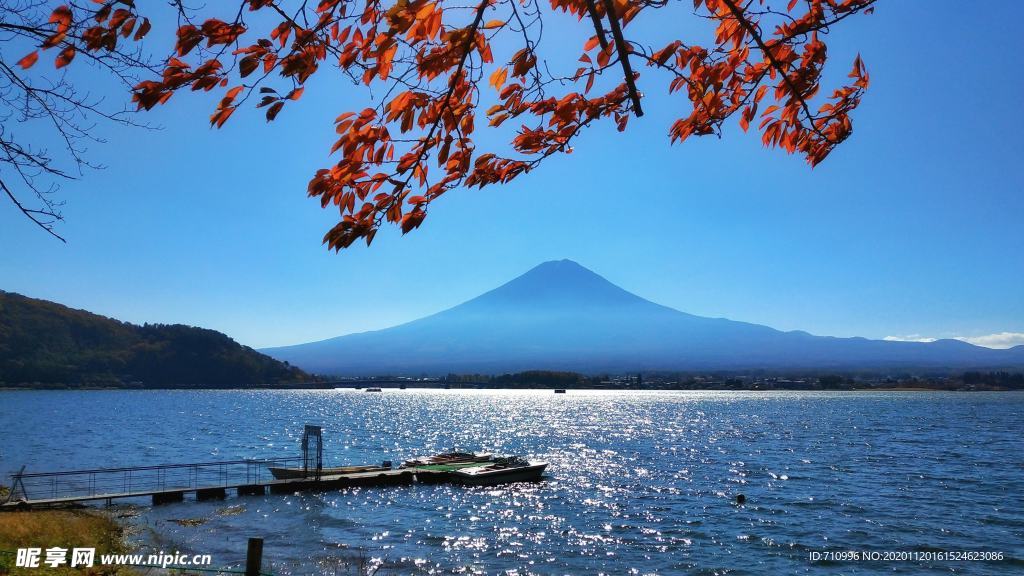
[14,0,875,250]
[16,4,150,71]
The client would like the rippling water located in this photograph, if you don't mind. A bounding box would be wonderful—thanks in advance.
[1,390,1022,574]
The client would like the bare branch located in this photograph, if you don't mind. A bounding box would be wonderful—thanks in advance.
[599,0,642,117]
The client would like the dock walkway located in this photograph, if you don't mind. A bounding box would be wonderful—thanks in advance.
[2,459,455,509]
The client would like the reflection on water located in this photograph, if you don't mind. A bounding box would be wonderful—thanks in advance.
[1,390,1022,574]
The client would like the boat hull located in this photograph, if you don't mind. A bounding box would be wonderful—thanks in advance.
[453,463,548,486]
[268,465,390,480]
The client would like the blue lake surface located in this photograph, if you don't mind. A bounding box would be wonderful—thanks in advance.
[1,389,1022,574]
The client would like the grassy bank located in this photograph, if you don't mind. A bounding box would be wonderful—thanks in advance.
[0,500,133,575]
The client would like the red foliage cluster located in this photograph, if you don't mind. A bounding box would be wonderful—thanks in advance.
[18,0,875,250]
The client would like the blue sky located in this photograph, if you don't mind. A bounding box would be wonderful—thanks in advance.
[1,3,1021,349]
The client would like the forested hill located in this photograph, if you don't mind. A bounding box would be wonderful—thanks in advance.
[0,291,310,388]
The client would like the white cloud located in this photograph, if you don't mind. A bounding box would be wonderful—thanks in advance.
[883,334,937,343]
[883,332,1024,349]
[955,332,1024,349]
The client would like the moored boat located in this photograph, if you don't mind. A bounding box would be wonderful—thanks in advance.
[554,389,567,393]
[365,387,382,392]
[399,451,492,468]
[268,463,391,480]
[452,457,548,486]
[407,460,495,472]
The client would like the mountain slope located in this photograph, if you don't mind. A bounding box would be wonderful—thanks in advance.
[263,260,1024,375]
[0,291,310,387]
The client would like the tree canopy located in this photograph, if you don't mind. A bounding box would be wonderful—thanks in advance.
[7,0,875,247]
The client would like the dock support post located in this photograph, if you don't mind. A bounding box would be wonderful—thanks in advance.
[196,487,227,501]
[245,537,263,576]
[152,491,185,505]
[238,485,267,497]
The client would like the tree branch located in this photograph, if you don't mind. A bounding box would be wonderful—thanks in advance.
[718,0,830,142]
[599,0,643,117]
[582,0,609,51]
[0,178,65,242]
[375,0,492,230]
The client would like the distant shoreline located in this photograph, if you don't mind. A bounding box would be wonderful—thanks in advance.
[2,385,1021,392]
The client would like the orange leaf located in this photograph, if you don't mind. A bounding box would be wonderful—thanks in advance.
[55,46,76,68]
[49,6,72,30]
[17,51,39,69]
[210,106,236,128]
[489,67,508,90]
[266,101,285,121]
[134,18,152,41]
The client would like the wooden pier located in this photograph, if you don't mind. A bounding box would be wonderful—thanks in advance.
[1,426,493,510]
[1,460,456,509]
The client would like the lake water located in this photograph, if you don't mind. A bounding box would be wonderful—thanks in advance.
[1,390,1022,574]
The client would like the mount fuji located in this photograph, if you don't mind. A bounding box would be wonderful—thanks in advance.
[262,260,1024,375]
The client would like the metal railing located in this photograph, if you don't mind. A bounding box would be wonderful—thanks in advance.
[4,457,304,503]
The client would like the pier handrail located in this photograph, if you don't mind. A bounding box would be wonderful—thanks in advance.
[4,457,308,503]
[10,457,304,478]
